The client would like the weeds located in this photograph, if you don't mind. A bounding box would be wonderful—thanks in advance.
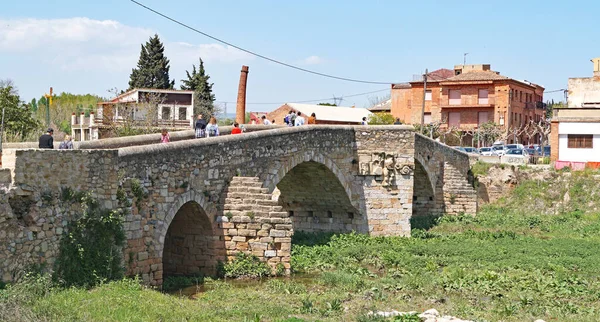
[222,252,271,279]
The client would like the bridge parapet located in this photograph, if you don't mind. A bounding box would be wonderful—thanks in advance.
[412,133,477,217]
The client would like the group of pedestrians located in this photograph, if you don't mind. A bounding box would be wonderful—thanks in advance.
[38,128,73,149]
[283,110,317,127]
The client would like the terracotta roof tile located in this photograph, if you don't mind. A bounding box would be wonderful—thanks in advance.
[443,71,509,82]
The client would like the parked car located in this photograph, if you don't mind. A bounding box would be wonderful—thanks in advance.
[478,147,494,156]
[525,148,539,156]
[463,147,478,154]
[451,146,467,152]
[542,146,551,157]
[492,146,506,156]
[505,144,525,151]
[504,148,530,164]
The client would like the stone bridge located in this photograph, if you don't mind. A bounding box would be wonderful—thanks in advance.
[0,126,476,285]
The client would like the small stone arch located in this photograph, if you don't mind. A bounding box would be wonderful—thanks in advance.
[156,189,216,258]
[414,151,440,193]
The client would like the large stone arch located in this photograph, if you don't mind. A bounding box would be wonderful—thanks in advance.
[262,153,367,234]
[262,151,360,211]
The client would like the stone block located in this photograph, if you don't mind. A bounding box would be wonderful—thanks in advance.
[269,230,286,237]
[138,252,149,261]
[238,229,257,237]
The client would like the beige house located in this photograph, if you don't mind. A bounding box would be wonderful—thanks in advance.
[551,57,600,166]
[72,88,195,141]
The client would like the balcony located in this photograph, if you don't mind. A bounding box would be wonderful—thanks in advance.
[440,96,496,108]
[525,101,547,110]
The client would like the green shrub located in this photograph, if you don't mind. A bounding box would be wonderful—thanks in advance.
[53,193,126,288]
[222,253,271,279]
[471,160,493,177]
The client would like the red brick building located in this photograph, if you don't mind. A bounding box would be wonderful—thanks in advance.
[391,65,546,145]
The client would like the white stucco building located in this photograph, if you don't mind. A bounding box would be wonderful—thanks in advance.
[551,58,600,166]
[72,88,195,141]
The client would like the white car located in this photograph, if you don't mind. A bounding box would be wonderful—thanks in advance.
[503,148,530,164]
[492,146,506,156]
[478,147,494,156]
[504,144,524,151]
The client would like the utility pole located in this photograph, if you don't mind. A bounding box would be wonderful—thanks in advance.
[420,68,428,134]
[0,105,5,155]
[43,87,53,128]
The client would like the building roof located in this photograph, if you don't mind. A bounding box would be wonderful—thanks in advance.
[407,68,455,84]
[285,103,372,123]
[426,68,456,81]
[108,88,194,103]
[442,71,509,82]
[392,83,411,89]
[368,99,391,112]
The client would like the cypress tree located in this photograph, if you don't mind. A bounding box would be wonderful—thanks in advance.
[181,58,215,116]
[128,34,175,90]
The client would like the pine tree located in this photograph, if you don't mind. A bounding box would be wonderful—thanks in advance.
[181,58,215,116]
[128,34,175,90]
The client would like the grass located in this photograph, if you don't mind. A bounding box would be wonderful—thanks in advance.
[2,169,600,321]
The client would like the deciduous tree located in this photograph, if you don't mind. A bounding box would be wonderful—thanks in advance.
[0,81,41,142]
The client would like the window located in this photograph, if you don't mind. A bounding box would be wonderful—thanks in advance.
[478,111,489,125]
[567,135,593,148]
[478,89,489,104]
[161,106,171,120]
[425,90,432,101]
[519,91,523,102]
[449,90,461,105]
[178,107,187,120]
[424,113,432,124]
[449,112,460,127]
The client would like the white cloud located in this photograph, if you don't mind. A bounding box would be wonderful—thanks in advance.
[0,17,252,72]
[302,55,325,65]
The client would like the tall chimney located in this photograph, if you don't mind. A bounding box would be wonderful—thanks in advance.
[236,66,249,124]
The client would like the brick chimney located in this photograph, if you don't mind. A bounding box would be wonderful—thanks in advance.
[592,57,600,79]
[236,66,249,124]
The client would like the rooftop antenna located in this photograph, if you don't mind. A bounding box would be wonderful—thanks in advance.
[463,53,469,65]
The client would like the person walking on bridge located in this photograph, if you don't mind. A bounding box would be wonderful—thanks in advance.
[194,114,207,138]
[38,128,54,149]
[231,122,242,134]
[294,112,305,126]
[206,117,220,137]
[59,135,73,149]
[160,129,170,143]
[261,115,272,125]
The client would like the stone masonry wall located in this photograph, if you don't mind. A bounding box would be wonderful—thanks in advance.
[0,150,118,282]
[413,134,477,217]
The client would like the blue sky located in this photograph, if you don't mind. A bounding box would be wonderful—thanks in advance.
[1,0,599,111]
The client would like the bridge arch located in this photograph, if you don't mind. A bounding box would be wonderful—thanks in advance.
[158,190,224,278]
[264,153,367,234]
[263,152,359,211]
